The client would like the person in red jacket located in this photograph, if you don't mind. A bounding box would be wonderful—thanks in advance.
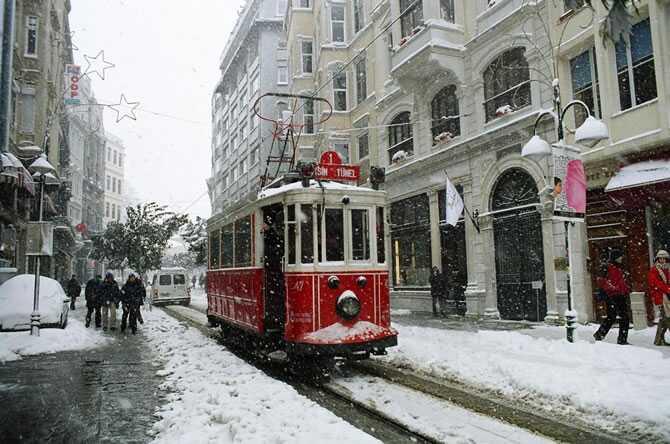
[648,250,670,346]
[594,249,631,345]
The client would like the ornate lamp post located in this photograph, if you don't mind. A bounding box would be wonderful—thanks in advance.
[28,154,59,336]
[521,81,608,342]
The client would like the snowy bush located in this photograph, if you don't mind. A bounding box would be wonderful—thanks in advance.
[495,105,513,117]
[391,150,408,163]
[434,131,453,144]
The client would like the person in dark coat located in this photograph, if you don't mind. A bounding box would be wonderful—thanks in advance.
[121,274,145,334]
[594,249,631,345]
[66,275,81,310]
[85,275,102,328]
[429,266,446,317]
[99,272,122,331]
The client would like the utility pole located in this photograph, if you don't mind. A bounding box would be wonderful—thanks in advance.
[0,0,15,154]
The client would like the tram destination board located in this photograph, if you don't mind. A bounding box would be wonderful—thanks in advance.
[314,164,360,182]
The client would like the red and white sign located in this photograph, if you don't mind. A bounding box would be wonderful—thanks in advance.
[64,64,81,105]
[315,151,359,182]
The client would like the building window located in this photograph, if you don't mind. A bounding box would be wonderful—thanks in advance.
[113,151,117,165]
[278,66,288,84]
[333,71,347,111]
[301,40,313,74]
[112,204,116,219]
[388,112,413,161]
[106,175,111,191]
[331,4,345,43]
[431,85,460,139]
[391,194,431,287]
[240,122,247,140]
[354,117,369,160]
[333,142,349,163]
[118,180,122,195]
[19,91,35,132]
[353,0,364,33]
[303,96,314,134]
[615,18,657,111]
[105,202,110,218]
[119,154,123,168]
[355,55,367,105]
[297,0,310,7]
[400,0,422,38]
[25,16,38,56]
[570,47,601,127]
[564,0,585,11]
[277,0,288,16]
[440,0,455,23]
[107,148,111,162]
[112,177,116,193]
[250,73,260,94]
[250,146,258,165]
[483,47,531,122]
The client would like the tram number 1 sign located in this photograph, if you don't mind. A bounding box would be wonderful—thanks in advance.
[316,151,360,182]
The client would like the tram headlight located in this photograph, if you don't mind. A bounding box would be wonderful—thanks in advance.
[328,275,340,289]
[336,290,361,320]
[357,276,367,288]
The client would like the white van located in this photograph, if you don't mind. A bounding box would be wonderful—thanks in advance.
[150,268,191,306]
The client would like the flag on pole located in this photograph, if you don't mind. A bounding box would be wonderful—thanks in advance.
[445,176,464,226]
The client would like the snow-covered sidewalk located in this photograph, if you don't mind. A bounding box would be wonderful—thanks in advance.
[144,308,379,443]
[383,322,670,441]
[0,313,111,363]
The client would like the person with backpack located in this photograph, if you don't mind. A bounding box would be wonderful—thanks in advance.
[85,275,102,328]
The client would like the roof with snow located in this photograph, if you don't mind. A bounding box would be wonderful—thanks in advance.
[605,160,670,192]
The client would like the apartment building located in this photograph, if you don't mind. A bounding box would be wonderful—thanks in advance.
[285,0,621,323]
[547,0,670,321]
[103,132,127,227]
[208,0,288,215]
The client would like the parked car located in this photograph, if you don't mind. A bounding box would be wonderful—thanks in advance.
[150,267,190,306]
[0,274,70,331]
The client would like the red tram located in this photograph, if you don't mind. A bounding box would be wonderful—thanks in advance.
[205,173,397,360]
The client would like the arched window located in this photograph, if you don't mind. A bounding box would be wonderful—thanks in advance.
[431,86,460,140]
[388,112,413,161]
[483,48,531,122]
[491,168,538,212]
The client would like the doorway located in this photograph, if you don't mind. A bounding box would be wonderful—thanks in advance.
[262,204,285,332]
[491,169,546,321]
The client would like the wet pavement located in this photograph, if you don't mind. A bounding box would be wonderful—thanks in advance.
[0,311,163,443]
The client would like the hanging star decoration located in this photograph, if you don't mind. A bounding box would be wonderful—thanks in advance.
[109,94,140,123]
[83,50,115,80]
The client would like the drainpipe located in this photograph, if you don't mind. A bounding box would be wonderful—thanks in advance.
[0,0,15,154]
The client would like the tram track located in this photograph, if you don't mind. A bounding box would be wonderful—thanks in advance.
[161,305,626,444]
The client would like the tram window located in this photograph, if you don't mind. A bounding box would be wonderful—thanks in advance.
[209,230,220,269]
[325,208,344,261]
[287,205,296,264]
[317,205,323,262]
[351,209,370,261]
[377,207,385,263]
[222,224,234,267]
[235,216,252,267]
[300,205,314,263]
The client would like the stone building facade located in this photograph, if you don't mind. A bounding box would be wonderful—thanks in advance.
[208,0,288,214]
[103,131,127,227]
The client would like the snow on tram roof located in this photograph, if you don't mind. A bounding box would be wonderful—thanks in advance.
[257,180,372,199]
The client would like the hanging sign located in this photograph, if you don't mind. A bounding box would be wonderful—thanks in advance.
[315,150,359,182]
[64,64,81,105]
[26,222,54,256]
[552,144,586,221]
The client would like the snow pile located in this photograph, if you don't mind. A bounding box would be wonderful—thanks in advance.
[144,309,378,443]
[384,324,670,439]
[302,321,391,344]
[189,287,208,314]
[0,317,111,363]
[0,274,68,328]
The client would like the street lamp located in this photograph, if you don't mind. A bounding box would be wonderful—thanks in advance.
[28,154,59,336]
[521,81,609,342]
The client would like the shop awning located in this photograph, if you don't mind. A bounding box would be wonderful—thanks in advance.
[605,160,670,192]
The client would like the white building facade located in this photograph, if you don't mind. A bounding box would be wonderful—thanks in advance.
[103,132,127,227]
[208,0,289,214]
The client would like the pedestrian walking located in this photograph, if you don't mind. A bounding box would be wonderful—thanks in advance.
[100,272,122,331]
[85,275,102,328]
[593,250,631,345]
[121,274,145,335]
[191,275,197,288]
[648,250,670,346]
[198,273,205,288]
[429,266,446,317]
[66,275,81,310]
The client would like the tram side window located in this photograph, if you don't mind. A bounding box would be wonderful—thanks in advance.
[287,205,296,264]
[325,208,344,261]
[301,204,314,264]
[377,207,385,263]
[351,209,370,261]
[235,216,252,267]
[209,230,220,269]
[222,224,234,267]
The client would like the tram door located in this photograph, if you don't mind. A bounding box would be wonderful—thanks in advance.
[263,204,285,332]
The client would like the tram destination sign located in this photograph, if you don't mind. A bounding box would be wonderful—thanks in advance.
[314,150,360,182]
